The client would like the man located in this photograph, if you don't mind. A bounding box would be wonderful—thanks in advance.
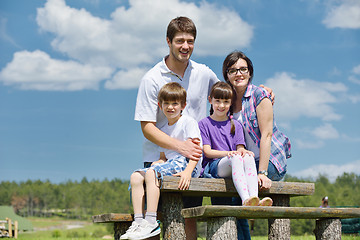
[134,16,274,239]
[134,16,218,240]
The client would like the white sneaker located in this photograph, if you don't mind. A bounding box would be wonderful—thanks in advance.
[120,221,141,240]
[128,219,161,240]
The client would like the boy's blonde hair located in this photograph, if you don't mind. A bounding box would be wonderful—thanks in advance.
[158,82,187,106]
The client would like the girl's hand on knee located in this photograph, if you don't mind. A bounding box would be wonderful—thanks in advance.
[236,149,255,157]
[227,151,240,158]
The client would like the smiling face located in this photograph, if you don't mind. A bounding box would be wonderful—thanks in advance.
[209,97,232,121]
[167,32,195,64]
[159,100,186,125]
[227,58,251,89]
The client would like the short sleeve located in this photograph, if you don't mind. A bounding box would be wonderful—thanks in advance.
[253,86,271,107]
[184,117,202,140]
[134,75,159,122]
[198,118,211,146]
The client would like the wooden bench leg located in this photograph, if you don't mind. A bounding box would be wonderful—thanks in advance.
[314,218,341,240]
[114,222,132,240]
[268,195,290,240]
[207,216,237,240]
[162,193,186,240]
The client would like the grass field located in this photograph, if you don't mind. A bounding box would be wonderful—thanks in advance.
[15,217,359,240]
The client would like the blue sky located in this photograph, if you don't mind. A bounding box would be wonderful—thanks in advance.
[1,0,360,183]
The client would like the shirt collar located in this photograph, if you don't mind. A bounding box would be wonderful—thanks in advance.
[244,83,253,98]
[159,55,193,76]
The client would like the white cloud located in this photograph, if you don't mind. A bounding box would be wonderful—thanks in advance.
[353,64,360,74]
[105,67,148,90]
[0,0,253,91]
[35,0,253,65]
[0,17,20,48]
[323,0,360,29]
[0,50,112,91]
[295,139,325,150]
[312,123,339,140]
[349,64,360,85]
[291,159,360,182]
[265,72,346,121]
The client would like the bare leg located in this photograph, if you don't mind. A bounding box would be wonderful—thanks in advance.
[145,169,160,213]
[130,171,146,215]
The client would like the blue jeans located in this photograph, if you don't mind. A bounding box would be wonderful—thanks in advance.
[255,160,286,181]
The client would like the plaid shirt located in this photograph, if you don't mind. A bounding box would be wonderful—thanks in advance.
[237,84,291,175]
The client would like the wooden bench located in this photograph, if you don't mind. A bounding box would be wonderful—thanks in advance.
[0,218,18,239]
[182,205,360,240]
[93,176,315,239]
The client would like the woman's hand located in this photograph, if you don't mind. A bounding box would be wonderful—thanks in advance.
[258,174,272,190]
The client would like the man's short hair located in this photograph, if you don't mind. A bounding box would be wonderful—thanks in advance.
[166,16,197,42]
[158,82,187,106]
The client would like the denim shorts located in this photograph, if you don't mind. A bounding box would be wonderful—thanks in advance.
[137,155,189,181]
[142,162,203,209]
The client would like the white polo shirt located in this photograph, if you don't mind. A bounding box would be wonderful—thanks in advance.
[134,56,219,163]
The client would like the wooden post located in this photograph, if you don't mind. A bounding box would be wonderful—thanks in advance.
[14,221,18,239]
[207,216,237,240]
[314,218,341,240]
[7,218,12,238]
[162,193,186,240]
[268,195,290,240]
[114,222,131,240]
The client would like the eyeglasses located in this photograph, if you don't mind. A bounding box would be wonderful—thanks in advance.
[227,67,249,75]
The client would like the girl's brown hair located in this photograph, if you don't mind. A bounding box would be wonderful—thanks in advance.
[209,82,236,135]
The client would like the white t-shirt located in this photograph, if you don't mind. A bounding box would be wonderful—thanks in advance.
[159,115,203,177]
[135,56,219,163]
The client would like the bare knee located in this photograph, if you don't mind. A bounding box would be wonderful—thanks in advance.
[130,172,144,187]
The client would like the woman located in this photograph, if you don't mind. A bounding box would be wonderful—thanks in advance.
[223,51,291,239]
[223,51,291,186]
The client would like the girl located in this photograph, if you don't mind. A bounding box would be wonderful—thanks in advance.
[199,82,272,206]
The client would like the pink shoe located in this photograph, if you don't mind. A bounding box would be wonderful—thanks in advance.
[259,197,273,206]
[243,196,260,206]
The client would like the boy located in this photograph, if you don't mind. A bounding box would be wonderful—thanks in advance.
[122,82,202,240]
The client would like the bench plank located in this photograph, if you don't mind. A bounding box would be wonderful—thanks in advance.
[161,176,315,197]
[92,213,133,223]
[181,205,360,220]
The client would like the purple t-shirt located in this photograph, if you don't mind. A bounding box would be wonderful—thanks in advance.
[198,116,246,168]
